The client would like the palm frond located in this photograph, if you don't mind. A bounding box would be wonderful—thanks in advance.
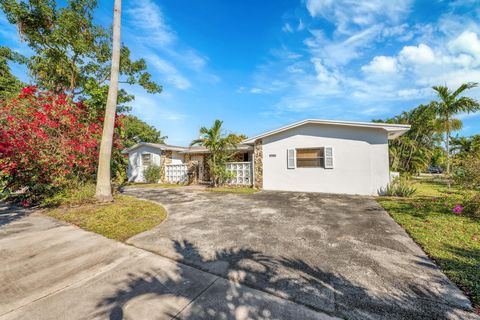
[452,82,478,98]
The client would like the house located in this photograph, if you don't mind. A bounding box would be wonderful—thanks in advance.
[125,143,253,184]
[125,119,410,195]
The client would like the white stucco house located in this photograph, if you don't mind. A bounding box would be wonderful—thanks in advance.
[125,119,410,196]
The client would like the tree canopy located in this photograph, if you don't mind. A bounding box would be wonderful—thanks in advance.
[120,115,166,148]
[191,120,240,186]
[0,47,26,99]
[430,82,480,173]
[0,0,161,112]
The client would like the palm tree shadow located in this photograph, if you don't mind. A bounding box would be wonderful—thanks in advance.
[97,240,476,320]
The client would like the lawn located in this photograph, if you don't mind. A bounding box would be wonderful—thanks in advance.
[378,178,480,311]
[44,184,167,241]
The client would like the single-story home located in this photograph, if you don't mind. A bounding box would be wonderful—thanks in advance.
[125,119,410,195]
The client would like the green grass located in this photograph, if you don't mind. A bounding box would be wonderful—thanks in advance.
[41,183,98,207]
[206,186,258,194]
[47,195,167,241]
[378,178,480,310]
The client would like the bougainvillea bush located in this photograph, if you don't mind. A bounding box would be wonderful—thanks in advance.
[0,86,122,204]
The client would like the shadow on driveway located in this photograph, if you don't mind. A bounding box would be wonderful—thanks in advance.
[98,239,477,320]
[122,187,477,320]
[0,202,31,226]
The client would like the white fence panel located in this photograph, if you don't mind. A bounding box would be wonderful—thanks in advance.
[165,164,189,183]
[226,162,252,186]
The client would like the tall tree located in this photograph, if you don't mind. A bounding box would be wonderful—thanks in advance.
[0,0,161,111]
[191,120,237,186]
[95,0,121,202]
[226,133,248,145]
[430,82,480,174]
[0,47,25,99]
[374,104,440,173]
[120,115,167,148]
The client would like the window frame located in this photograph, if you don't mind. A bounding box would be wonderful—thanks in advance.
[295,148,325,168]
[141,153,152,166]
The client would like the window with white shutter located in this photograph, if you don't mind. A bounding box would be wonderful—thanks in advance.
[324,146,334,169]
[287,148,296,169]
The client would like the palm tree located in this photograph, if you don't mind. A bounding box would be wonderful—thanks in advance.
[95,0,122,202]
[191,120,236,186]
[430,82,480,174]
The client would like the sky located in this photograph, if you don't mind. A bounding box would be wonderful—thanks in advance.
[1,0,480,145]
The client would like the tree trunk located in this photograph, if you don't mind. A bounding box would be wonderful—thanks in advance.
[95,0,122,202]
[446,116,450,175]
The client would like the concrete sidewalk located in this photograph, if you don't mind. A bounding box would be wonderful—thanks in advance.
[0,209,338,320]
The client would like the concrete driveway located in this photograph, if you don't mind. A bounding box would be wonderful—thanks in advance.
[0,204,336,320]
[124,187,478,320]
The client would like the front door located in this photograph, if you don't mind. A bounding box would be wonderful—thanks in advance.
[191,155,205,182]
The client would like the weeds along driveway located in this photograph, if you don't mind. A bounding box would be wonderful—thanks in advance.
[123,187,478,320]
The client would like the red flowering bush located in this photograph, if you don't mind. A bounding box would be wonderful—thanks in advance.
[0,86,122,203]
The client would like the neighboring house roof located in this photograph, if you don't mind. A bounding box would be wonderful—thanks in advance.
[242,119,411,144]
[122,143,186,154]
[123,142,252,154]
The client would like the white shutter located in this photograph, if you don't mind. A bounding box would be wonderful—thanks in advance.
[324,147,334,169]
[287,148,296,169]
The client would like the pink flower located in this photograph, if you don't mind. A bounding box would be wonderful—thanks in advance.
[21,200,30,208]
[452,204,463,215]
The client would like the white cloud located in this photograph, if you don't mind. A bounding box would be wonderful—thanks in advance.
[124,0,219,88]
[297,20,305,31]
[398,44,436,65]
[305,0,412,34]
[362,56,398,73]
[282,23,294,33]
[305,26,381,67]
[131,91,186,122]
[126,0,175,46]
[147,56,191,90]
[448,30,480,61]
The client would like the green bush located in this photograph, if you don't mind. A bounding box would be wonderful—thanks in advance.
[382,178,417,197]
[144,165,161,183]
[454,155,480,190]
[464,193,480,219]
[209,161,235,186]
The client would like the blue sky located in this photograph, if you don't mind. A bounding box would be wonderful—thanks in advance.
[1,0,480,145]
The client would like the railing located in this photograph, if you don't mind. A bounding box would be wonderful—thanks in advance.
[165,164,189,183]
[226,162,252,186]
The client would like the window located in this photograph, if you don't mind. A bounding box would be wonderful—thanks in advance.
[296,148,324,168]
[141,153,152,166]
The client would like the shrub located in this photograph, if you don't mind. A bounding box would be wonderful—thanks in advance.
[381,178,417,197]
[144,164,161,183]
[454,155,480,190]
[464,193,480,219]
[209,161,235,186]
[0,86,123,204]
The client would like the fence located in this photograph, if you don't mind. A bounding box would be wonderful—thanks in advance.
[226,162,252,186]
[165,164,189,183]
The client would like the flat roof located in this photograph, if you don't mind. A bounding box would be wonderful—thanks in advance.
[242,119,411,144]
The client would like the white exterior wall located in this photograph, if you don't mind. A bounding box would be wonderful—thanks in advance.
[261,124,390,195]
[171,152,184,164]
[127,146,163,182]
